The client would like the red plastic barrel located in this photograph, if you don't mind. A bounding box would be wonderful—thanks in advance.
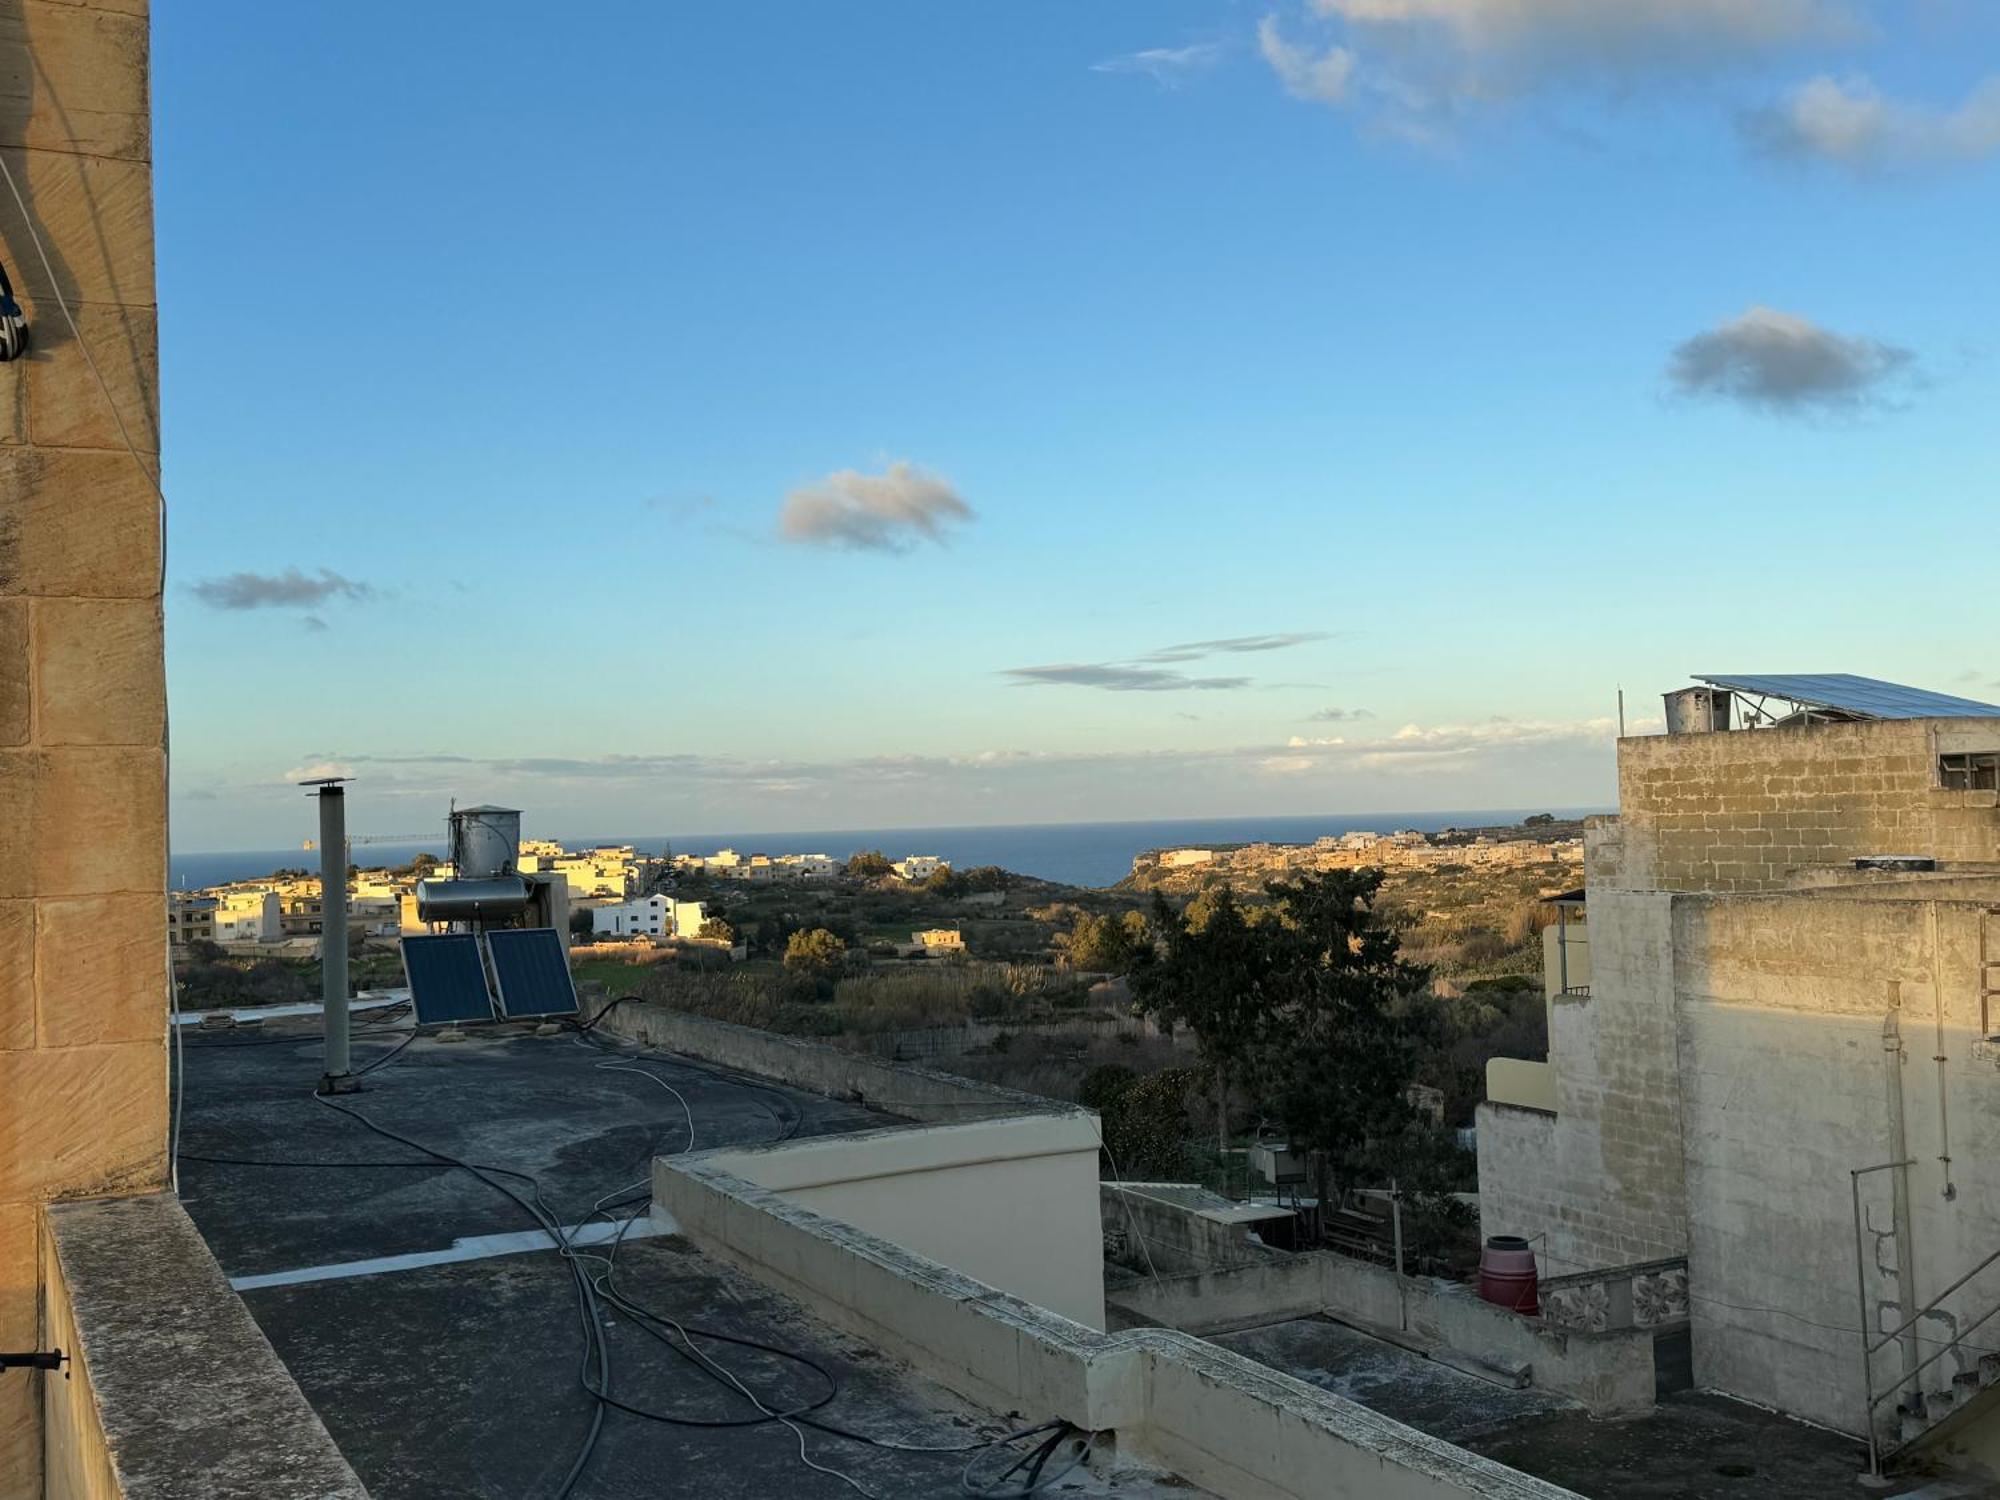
[1478,1235,1540,1316]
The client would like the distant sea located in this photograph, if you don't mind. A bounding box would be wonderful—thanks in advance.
[170,807,1607,893]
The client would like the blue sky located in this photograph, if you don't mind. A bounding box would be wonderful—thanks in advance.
[155,2,2000,849]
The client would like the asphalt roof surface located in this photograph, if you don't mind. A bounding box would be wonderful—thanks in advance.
[1215,1316,1988,1500]
[176,1021,1163,1499]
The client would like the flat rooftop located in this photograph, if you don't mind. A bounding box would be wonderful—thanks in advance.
[1214,1317,1992,1500]
[177,1019,1193,1497]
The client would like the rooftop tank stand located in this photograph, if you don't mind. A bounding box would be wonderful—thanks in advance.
[302,777,361,1095]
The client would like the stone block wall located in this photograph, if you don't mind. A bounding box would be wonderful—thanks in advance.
[0,4,165,1493]
[1612,718,2000,893]
[1479,889,1691,1277]
[1673,893,2000,1436]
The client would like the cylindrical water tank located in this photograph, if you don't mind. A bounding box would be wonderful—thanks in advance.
[1477,1235,1540,1316]
[415,875,532,923]
[451,805,521,879]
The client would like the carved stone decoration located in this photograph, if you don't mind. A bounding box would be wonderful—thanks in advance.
[1545,1279,1611,1333]
[1634,1265,1689,1327]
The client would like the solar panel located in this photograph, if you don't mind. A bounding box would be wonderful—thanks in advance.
[485,928,579,1019]
[401,934,495,1025]
[1696,674,2000,721]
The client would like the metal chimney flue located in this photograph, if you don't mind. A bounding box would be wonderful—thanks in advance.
[304,777,359,1094]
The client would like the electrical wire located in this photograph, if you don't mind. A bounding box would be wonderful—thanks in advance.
[285,1036,1075,1497]
[353,1031,418,1078]
[961,1422,1096,1498]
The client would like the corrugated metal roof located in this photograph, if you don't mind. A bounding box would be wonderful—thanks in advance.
[1695,673,2000,720]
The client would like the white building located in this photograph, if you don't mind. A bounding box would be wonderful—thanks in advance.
[592,895,671,939]
[892,855,947,882]
[212,888,281,944]
[553,849,633,898]
[592,895,711,940]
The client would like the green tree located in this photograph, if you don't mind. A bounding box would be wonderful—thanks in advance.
[697,916,735,944]
[1066,909,1149,973]
[961,865,1013,893]
[783,927,847,975]
[1254,870,1435,1205]
[923,867,969,898]
[845,850,893,880]
[1130,886,1275,1150]
[568,907,596,939]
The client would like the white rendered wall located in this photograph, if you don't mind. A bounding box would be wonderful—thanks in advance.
[702,1112,1108,1329]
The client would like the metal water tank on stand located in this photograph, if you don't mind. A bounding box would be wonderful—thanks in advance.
[451,805,522,879]
[416,805,531,925]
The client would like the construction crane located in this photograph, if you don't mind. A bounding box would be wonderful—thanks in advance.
[301,831,440,854]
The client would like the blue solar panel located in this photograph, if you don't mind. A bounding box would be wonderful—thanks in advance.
[485,928,578,1019]
[1697,674,2000,721]
[401,935,495,1025]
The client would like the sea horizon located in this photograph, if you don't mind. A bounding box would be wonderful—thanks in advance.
[171,805,1609,893]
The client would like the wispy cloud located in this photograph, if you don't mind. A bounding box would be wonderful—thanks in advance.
[1004,664,1253,693]
[1308,705,1372,722]
[1667,305,1916,415]
[778,461,974,552]
[191,567,374,611]
[1258,17,1356,105]
[1744,73,2000,173]
[291,714,1622,804]
[1005,630,1329,693]
[1092,41,1226,89]
[1141,631,1332,663]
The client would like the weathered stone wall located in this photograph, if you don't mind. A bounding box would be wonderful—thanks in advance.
[0,4,164,1491]
[1674,893,2000,1437]
[1478,890,1689,1276]
[1611,718,2000,894]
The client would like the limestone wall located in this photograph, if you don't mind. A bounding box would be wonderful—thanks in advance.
[1478,889,1689,1276]
[1674,893,2000,1437]
[1611,718,2000,893]
[0,4,166,1493]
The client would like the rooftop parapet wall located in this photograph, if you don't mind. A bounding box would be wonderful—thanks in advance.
[654,1152,1585,1500]
[587,993,1066,1123]
[1606,717,2000,893]
[42,1195,367,1500]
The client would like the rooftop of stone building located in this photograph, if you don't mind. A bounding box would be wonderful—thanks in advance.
[1210,1316,1991,1500]
[172,1015,1197,1499]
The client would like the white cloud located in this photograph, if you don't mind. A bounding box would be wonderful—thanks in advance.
[1258,17,1357,105]
[1092,42,1226,89]
[1259,0,1857,137]
[1313,0,1849,72]
[283,760,355,783]
[778,461,974,552]
[1746,72,2000,172]
[1667,305,1916,414]
[296,715,1618,796]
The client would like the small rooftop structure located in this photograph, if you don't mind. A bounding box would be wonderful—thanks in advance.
[1682,672,2000,729]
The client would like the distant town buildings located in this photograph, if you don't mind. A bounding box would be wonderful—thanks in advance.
[1134,825,1582,885]
[892,855,947,882]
